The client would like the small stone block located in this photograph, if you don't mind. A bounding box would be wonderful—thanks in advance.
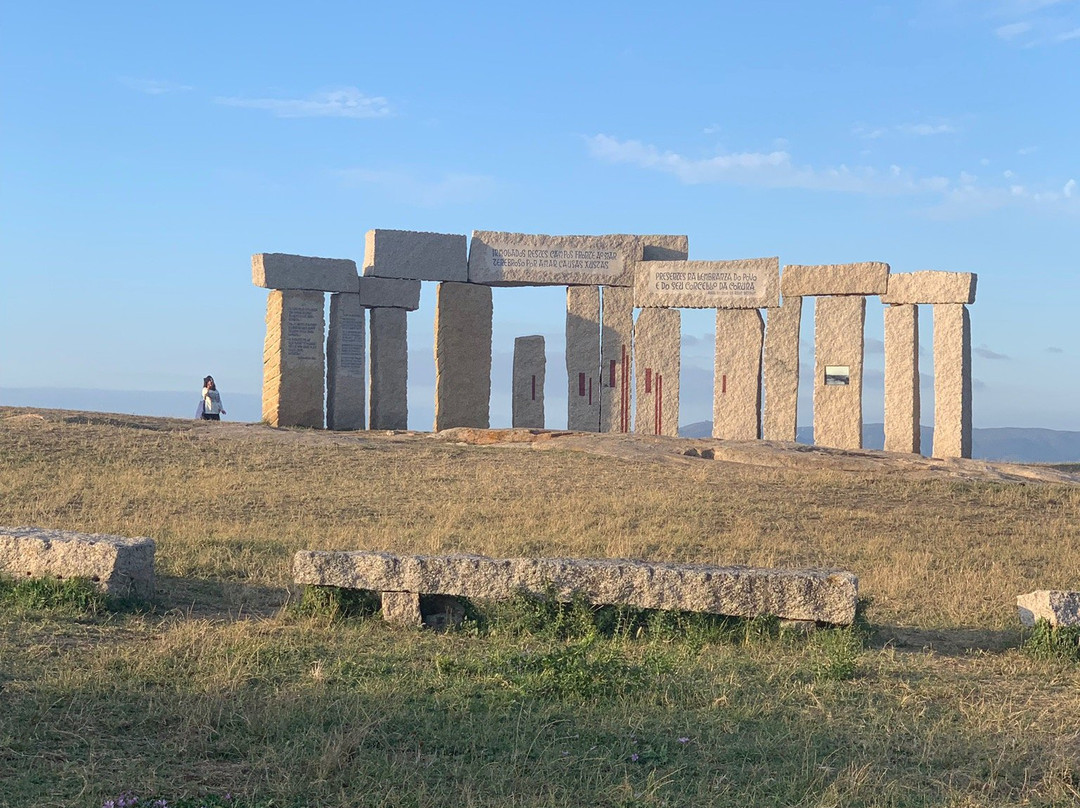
[782,262,890,297]
[1017,591,1080,627]
[635,257,780,309]
[252,253,359,293]
[381,591,422,626]
[363,229,467,282]
[356,276,421,310]
[882,271,977,305]
[0,526,155,599]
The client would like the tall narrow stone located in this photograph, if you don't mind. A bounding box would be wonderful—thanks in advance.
[933,304,972,458]
[762,297,802,441]
[434,282,493,430]
[713,309,764,441]
[512,336,545,428]
[634,308,680,437]
[813,295,865,450]
[884,304,920,454]
[600,286,634,433]
[262,289,325,428]
[566,286,601,432]
[326,294,366,431]
[369,307,408,430]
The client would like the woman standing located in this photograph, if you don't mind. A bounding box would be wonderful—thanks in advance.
[201,375,226,421]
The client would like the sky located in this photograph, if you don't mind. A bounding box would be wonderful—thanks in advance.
[1,1,1077,431]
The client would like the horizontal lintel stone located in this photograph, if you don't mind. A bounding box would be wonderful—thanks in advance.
[363,229,467,282]
[356,276,421,310]
[635,257,779,309]
[252,253,359,292]
[881,271,977,305]
[468,231,688,287]
[294,550,858,625]
[781,262,890,297]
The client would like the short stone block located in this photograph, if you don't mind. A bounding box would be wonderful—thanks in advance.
[252,253,359,293]
[0,526,155,599]
[513,336,546,429]
[635,257,780,309]
[468,231,687,287]
[782,262,890,297]
[882,271,977,305]
[713,309,764,441]
[356,276,421,311]
[1017,591,1080,627]
[293,551,859,625]
[634,308,680,437]
[566,286,600,432]
[381,590,422,626]
[762,298,802,442]
[434,282,493,430]
[363,229,467,283]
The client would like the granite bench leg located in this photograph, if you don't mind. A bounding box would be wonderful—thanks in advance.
[381,591,422,626]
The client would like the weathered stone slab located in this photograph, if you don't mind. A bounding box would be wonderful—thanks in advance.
[512,335,545,429]
[363,229,467,282]
[369,307,408,430]
[293,550,859,625]
[813,296,865,450]
[468,232,687,287]
[762,298,802,442]
[326,294,366,431]
[356,276,421,311]
[0,526,155,599]
[434,282,492,430]
[600,286,634,433]
[566,286,600,432]
[882,271,977,305]
[1017,590,1080,627]
[713,309,764,440]
[252,253,358,293]
[932,304,972,459]
[262,290,325,428]
[782,262,889,297]
[884,304,920,454]
[635,258,780,309]
[634,308,680,437]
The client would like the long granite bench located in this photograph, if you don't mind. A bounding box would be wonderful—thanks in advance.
[293,550,858,626]
[0,526,155,599]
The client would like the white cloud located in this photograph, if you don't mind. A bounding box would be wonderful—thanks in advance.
[1017,145,1039,155]
[1065,179,1077,197]
[216,87,391,119]
[1058,26,1080,39]
[336,168,496,206]
[996,21,1033,38]
[854,121,957,139]
[120,77,192,95]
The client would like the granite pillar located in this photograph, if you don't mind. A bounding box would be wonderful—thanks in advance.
[600,286,634,433]
[813,295,865,450]
[566,286,601,432]
[762,297,802,442]
[512,336,545,429]
[932,304,972,458]
[634,308,680,437]
[884,304,920,454]
[369,307,408,430]
[713,309,764,441]
[326,294,367,431]
[433,282,492,430]
[262,289,325,428]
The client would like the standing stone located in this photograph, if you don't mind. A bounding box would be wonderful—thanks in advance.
[434,282,493,430]
[933,304,972,458]
[262,289,325,428]
[813,296,865,450]
[762,297,802,442]
[634,308,680,437]
[600,286,634,433]
[512,336,545,428]
[326,294,367,431]
[369,307,408,430]
[884,304,920,454]
[713,309,764,441]
[566,286,601,432]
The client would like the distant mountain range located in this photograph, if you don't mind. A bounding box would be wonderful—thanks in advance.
[3,388,1077,464]
[679,421,1080,464]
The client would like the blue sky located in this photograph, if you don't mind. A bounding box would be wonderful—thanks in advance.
[1,1,1077,430]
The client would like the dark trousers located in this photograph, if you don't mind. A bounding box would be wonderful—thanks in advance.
[201,413,221,421]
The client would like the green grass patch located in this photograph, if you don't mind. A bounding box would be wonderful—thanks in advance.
[1023,619,1080,662]
[0,574,110,616]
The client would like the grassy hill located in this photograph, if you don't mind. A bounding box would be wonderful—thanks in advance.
[2,407,1079,807]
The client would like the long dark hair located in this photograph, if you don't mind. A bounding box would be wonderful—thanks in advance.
[203,375,215,389]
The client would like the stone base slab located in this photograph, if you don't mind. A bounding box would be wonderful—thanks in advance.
[1017,590,1080,627]
[293,551,858,625]
[0,526,155,599]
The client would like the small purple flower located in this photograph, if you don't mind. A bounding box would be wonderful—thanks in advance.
[630,753,640,762]
[154,800,168,808]
[678,737,690,744]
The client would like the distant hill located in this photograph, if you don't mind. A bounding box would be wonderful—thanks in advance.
[678,421,1080,464]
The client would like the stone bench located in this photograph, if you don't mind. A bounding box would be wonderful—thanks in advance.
[1017,590,1080,627]
[293,550,858,626]
[0,526,155,599]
